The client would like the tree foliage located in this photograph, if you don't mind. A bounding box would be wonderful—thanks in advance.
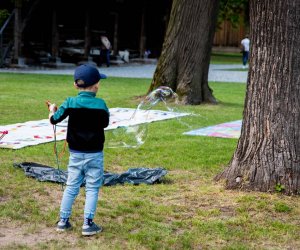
[218,0,249,28]
[0,9,9,27]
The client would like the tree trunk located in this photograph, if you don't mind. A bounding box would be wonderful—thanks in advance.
[148,0,219,104]
[215,0,300,195]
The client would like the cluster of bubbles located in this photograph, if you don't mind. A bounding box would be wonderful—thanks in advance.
[105,86,193,149]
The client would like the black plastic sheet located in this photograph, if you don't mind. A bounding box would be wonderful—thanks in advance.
[13,162,168,186]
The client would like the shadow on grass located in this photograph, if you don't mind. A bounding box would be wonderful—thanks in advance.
[216,101,244,109]
[158,177,174,185]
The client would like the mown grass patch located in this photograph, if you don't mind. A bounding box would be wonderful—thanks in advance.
[1,72,300,249]
[210,52,242,64]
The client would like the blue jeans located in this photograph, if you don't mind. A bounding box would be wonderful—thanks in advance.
[100,49,110,67]
[59,151,104,220]
[242,51,249,66]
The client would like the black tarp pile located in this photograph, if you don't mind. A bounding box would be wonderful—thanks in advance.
[14,162,168,186]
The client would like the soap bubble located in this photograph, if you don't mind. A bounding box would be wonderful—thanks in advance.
[105,86,195,148]
[137,86,196,128]
[137,86,180,112]
[105,124,147,148]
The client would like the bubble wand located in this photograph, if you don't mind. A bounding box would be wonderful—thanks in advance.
[46,100,66,190]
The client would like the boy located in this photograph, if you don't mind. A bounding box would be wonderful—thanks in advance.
[48,64,110,236]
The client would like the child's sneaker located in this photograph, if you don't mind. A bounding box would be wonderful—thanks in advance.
[56,218,72,232]
[82,219,102,236]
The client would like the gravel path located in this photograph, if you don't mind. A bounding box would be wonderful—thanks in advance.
[0,63,248,83]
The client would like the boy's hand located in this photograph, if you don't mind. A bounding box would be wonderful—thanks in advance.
[46,101,57,118]
[46,101,57,112]
[49,103,57,113]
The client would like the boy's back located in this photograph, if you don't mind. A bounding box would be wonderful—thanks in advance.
[48,64,109,236]
[51,91,109,152]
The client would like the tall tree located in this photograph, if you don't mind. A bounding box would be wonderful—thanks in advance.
[148,0,220,104]
[215,0,300,195]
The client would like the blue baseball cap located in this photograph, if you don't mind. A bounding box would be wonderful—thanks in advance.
[74,64,107,87]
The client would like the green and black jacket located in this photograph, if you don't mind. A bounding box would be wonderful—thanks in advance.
[50,91,110,152]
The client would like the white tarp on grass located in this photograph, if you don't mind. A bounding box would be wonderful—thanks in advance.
[0,107,189,149]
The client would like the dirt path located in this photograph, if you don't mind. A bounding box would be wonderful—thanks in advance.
[0,223,79,249]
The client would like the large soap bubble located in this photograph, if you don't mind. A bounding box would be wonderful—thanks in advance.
[137,86,180,112]
[105,123,147,148]
[105,86,191,148]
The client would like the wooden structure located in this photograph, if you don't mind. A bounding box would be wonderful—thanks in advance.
[214,20,246,47]
[0,0,172,67]
[0,0,247,67]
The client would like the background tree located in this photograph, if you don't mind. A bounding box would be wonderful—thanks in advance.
[148,0,220,104]
[215,0,300,195]
[0,9,9,26]
[218,0,248,28]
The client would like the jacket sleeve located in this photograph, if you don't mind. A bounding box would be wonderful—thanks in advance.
[102,102,110,128]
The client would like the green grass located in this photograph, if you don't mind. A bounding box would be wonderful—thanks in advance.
[211,52,242,64]
[219,68,249,71]
[1,72,300,249]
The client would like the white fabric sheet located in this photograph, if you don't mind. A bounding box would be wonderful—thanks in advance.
[0,108,189,149]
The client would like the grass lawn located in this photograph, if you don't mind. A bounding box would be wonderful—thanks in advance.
[1,72,300,249]
[210,52,242,64]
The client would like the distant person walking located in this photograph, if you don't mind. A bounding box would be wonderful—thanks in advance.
[99,35,111,67]
[241,35,250,68]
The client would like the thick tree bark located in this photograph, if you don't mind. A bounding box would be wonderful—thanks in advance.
[148,0,219,104]
[215,0,300,195]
